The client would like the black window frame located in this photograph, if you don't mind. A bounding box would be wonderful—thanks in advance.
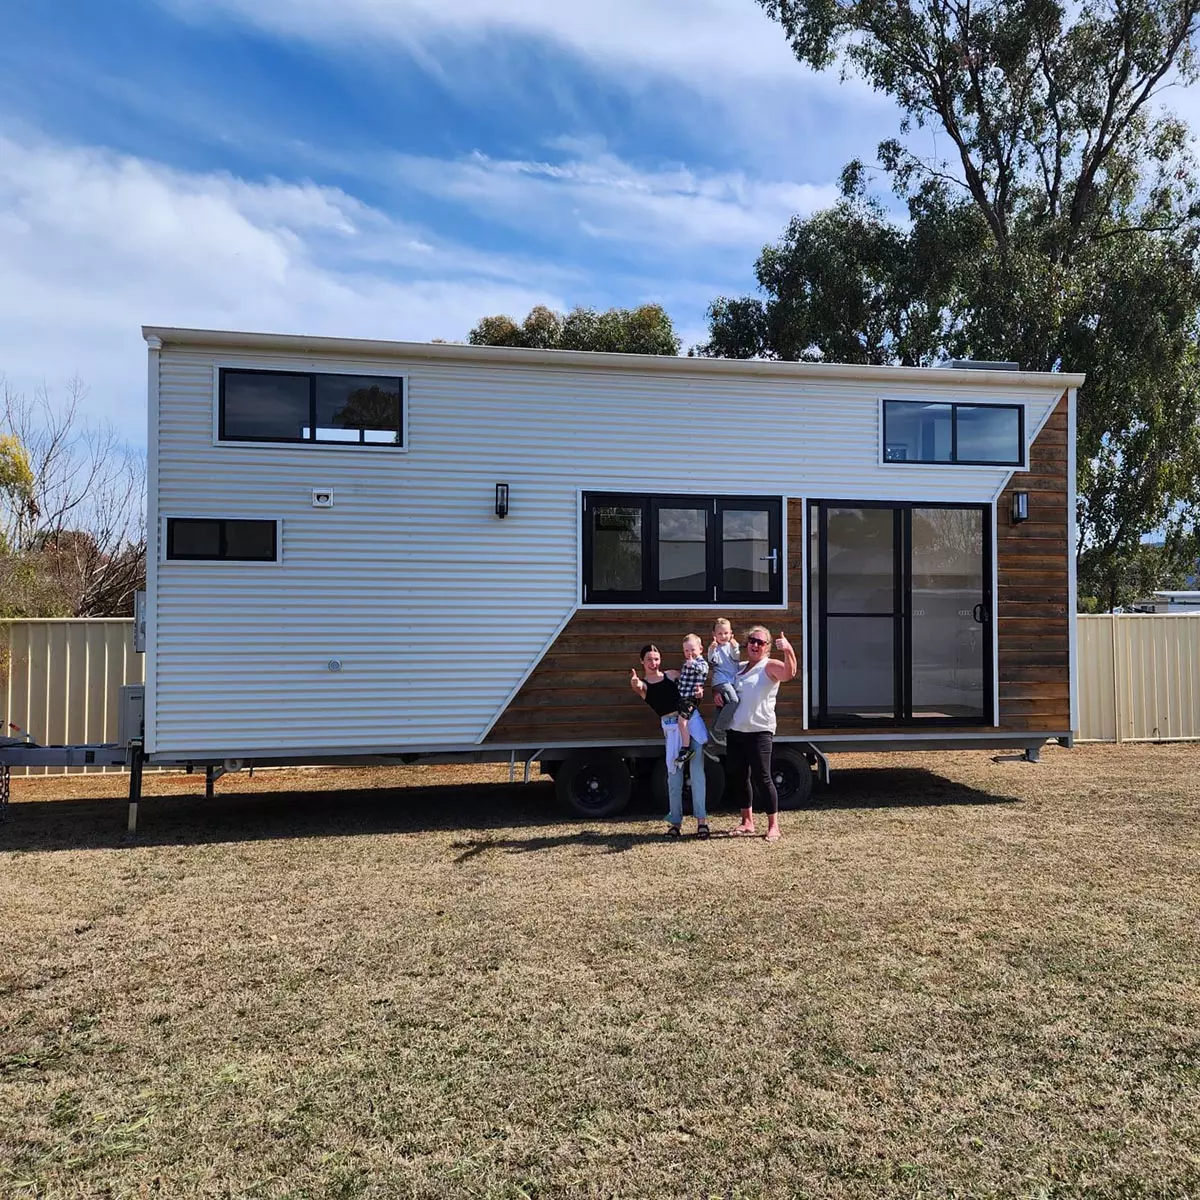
[882,400,1024,466]
[218,367,405,447]
[166,518,279,562]
[807,499,995,728]
[582,492,783,605]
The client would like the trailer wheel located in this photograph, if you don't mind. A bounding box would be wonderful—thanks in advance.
[649,755,726,812]
[771,746,815,810]
[555,750,632,818]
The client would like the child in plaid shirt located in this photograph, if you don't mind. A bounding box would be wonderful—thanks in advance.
[673,633,709,768]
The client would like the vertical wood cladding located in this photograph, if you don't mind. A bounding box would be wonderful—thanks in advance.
[485,400,1072,744]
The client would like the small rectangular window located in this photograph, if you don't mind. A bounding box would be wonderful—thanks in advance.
[315,374,403,445]
[883,400,1023,466]
[221,372,310,442]
[884,401,952,462]
[583,493,782,605]
[592,504,643,592]
[220,369,404,447]
[167,518,278,562]
[656,505,708,595]
[720,504,775,599]
[955,404,1022,465]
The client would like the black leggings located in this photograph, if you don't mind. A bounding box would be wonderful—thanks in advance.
[725,729,778,815]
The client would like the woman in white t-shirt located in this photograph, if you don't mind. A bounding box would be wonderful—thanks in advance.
[721,624,797,841]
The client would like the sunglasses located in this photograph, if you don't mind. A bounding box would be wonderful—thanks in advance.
[746,636,768,647]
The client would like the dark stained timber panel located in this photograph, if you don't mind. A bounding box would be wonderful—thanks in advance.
[995,394,1072,731]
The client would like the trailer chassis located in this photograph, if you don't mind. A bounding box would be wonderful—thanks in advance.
[1,733,1066,832]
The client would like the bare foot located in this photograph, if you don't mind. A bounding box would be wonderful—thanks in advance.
[764,826,781,842]
[731,823,757,836]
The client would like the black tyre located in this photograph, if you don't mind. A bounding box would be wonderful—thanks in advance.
[649,754,726,813]
[555,750,633,818]
[771,745,814,810]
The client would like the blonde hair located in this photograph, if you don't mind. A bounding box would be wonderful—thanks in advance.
[712,618,732,633]
[683,633,703,650]
[746,625,771,644]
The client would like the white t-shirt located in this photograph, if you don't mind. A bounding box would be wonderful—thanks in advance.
[728,659,780,734]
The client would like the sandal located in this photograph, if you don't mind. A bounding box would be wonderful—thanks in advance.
[665,824,682,837]
[696,823,711,839]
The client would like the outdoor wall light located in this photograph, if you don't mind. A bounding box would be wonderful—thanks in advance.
[495,483,510,519]
[1012,491,1030,523]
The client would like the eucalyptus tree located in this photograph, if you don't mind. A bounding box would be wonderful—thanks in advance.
[469,304,681,356]
[703,0,1200,606]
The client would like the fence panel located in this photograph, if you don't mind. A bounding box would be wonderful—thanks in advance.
[1077,615,1118,742]
[2,619,144,775]
[1078,613,1200,742]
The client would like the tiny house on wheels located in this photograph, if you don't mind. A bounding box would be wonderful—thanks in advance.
[140,326,1081,815]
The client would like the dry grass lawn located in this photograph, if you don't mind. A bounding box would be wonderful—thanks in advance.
[1,743,1198,1199]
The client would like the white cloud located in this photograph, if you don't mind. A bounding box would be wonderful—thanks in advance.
[161,0,822,87]
[387,146,840,257]
[146,1,899,188]
[0,127,837,450]
[0,134,572,445]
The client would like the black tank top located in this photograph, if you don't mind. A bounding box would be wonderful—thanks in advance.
[643,676,680,717]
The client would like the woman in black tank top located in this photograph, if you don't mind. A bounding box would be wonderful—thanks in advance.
[629,643,709,838]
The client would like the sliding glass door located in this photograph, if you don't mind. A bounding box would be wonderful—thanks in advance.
[809,502,993,726]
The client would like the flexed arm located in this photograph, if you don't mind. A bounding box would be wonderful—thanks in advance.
[765,631,798,682]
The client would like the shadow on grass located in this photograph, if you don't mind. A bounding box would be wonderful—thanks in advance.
[450,829,646,862]
[803,767,1021,812]
[0,767,1017,853]
[1,781,567,853]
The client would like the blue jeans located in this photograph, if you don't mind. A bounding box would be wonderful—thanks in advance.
[667,746,707,827]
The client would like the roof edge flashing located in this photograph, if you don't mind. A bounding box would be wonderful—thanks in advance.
[142,326,1086,389]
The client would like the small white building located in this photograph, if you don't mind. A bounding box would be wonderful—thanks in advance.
[1150,591,1200,612]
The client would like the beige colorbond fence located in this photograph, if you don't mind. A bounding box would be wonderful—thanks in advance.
[3,616,1199,771]
[1077,613,1200,743]
[2,619,144,774]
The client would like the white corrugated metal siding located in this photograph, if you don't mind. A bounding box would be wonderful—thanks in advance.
[2,619,143,774]
[150,345,1067,757]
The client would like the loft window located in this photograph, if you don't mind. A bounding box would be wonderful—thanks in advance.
[883,400,1023,466]
[166,518,279,562]
[220,369,404,446]
[583,493,782,605]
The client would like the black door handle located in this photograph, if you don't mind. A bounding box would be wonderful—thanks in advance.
[972,603,989,624]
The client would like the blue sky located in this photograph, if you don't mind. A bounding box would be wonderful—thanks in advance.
[3,0,1197,448]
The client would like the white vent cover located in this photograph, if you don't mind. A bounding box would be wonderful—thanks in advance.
[311,488,334,508]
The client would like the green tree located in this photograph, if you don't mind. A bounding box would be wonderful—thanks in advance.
[703,0,1200,608]
[469,303,680,355]
[0,431,38,555]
